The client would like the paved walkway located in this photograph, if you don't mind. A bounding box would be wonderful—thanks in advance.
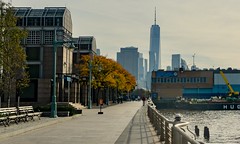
[0,101,160,144]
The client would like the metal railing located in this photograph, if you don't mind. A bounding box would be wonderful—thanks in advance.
[147,100,201,144]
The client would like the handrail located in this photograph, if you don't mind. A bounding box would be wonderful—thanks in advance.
[147,99,200,144]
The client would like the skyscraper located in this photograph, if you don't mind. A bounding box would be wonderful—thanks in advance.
[149,8,160,72]
[117,47,140,81]
[172,54,189,71]
[117,47,148,89]
[172,54,181,71]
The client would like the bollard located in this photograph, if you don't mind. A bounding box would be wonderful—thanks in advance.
[173,114,182,125]
[98,99,104,114]
[195,125,199,137]
[204,126,210,140]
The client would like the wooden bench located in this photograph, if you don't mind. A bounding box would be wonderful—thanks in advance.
[0,107,26,126]
[18,106,42,121]
[0,108,8,127]
[0,106,42,127]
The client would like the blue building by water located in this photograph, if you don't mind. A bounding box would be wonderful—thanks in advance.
[151,69,240,100]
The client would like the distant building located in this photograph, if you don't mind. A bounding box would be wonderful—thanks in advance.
[149,8,160,72]
[96,49,101,55]
[166,66,171,71]
[144,59,148,81]
[181,59,189,70]
[137,53,148,89]
[148,8,160,90]
[138,53,144,88]
[172,54,181,71]
[151,69,240,100]
[172,54,189,71]
[72,36,97,106]
[117,47,139,85]
[72,36,97,74]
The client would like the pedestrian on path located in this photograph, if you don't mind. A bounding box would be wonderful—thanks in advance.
[142,96,146,106]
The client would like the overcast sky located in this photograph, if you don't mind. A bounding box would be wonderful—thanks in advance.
[10,0,240,70]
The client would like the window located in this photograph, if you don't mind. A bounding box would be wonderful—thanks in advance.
[44,31,54,44]
[21,79,38,102]
[204,77,207,83]
[27,17,40,26]
[196,78,200,83]
[173,78,177,83]
[177,78,180,83]
[26,47,40,61]
[46,10,56,16]
[26,31,41,44]
[200,77,206,83]
[55,17,63,26]
[45,17,53,26]
[80,44,90,50]
[16,18,23,26]
[193,77,196,83]
[152,78,156,83]
[27,64,40,78]
[163,78,166,83]
[182,78,186,83]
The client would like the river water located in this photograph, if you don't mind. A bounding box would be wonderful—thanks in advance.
[158,110,240,144]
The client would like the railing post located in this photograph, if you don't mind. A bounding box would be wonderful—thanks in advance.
[172,127,179,144]
[160,117,165,141]
[156,114,161,135]
[165,122,171,144]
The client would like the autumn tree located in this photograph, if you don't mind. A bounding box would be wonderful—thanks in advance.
[75,55,136,104]
[0,2,29,107]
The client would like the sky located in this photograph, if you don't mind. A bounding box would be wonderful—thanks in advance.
[9,0,240,70]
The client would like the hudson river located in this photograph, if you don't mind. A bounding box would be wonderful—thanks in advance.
[159,110,240,144]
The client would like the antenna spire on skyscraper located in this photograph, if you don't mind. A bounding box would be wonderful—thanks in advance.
[154,7,156,25]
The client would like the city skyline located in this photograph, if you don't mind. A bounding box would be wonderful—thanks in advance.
[12,0,240,69]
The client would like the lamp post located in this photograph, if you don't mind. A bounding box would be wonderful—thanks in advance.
[88,58,92,109]
[51,32,75,118]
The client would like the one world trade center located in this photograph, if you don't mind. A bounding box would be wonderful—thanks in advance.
[149,8,160,72]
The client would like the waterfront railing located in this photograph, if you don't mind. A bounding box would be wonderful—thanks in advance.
[147,100,200,144]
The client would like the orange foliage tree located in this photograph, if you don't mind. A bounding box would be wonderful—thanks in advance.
[75,55,136,103]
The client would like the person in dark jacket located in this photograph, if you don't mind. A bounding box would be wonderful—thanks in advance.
[142,96,146,106]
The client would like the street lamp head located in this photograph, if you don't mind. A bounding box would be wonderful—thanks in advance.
[68,42,76,49]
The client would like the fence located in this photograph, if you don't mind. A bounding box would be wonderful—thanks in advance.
[147,100,201,144]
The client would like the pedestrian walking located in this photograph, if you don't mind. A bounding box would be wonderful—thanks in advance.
[142,96,146,106]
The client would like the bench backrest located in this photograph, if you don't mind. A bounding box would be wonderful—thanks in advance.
[0,107,18,116]
[18,106,35,113]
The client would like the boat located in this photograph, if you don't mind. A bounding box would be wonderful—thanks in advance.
[152,97,240,110]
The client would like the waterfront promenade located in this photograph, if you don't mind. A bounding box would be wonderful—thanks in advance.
[0,101,160,144]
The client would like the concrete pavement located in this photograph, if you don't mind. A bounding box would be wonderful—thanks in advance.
[0,101,160,144]
[115,104,160,144]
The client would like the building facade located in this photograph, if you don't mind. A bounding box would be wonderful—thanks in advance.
[151,69,240,100]
[172,54,181,71]
[13,7,79,106]
[137,53,148,89]
[172,54,189,71]
[117,47,139,83]
[72,36,97,106]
